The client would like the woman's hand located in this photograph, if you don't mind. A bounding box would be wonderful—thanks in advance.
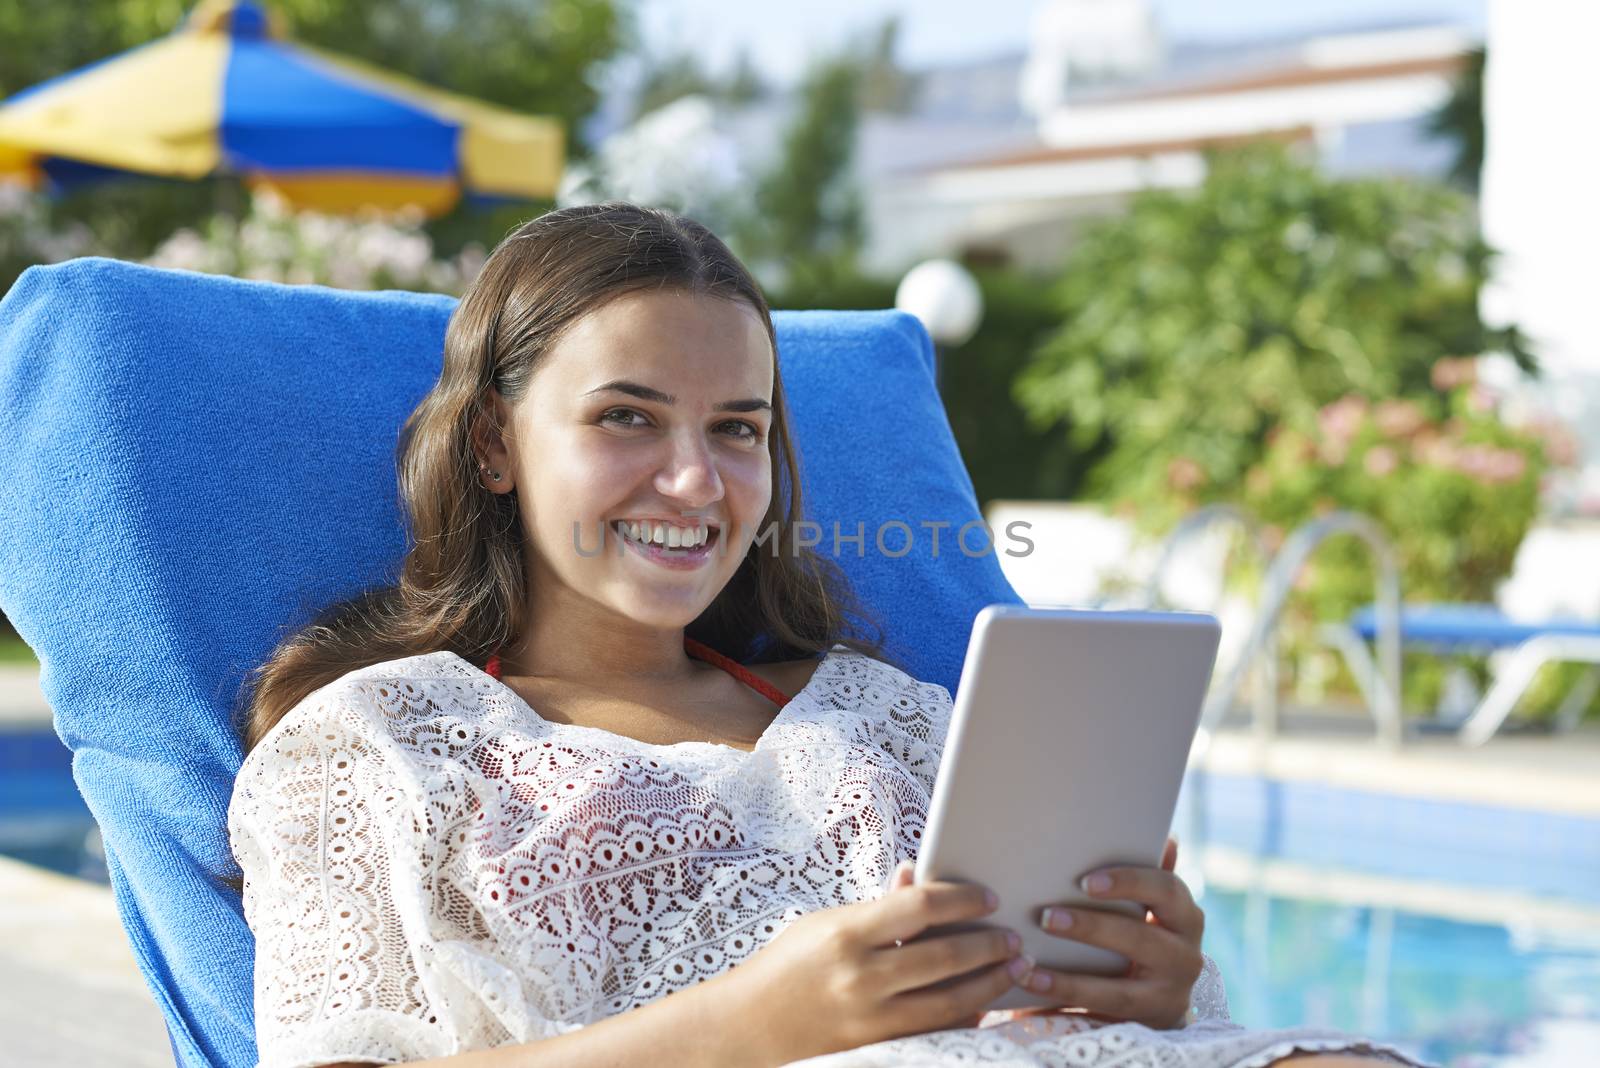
[1006,837,1205,1030]
[728,862,1025,1065]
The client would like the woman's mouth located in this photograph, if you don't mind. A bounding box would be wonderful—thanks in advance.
[610,521,720,570]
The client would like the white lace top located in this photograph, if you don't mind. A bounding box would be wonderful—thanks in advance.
[229,643,1427,1068]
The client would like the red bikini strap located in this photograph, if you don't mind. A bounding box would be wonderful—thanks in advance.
[683,636,793,708]
[482,638,793,708]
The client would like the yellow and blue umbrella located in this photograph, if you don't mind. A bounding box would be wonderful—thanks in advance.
[0,0,564,217]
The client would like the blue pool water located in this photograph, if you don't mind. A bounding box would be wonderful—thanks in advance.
[4,725,1599,1065]
[1199,890,1600,1066]
[0,725,107,881]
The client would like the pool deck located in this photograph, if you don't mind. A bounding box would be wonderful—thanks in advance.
[3,665,1598,1066]
[0,854,171,1066]
[0,661,51,729]
[1200,708,1600,818]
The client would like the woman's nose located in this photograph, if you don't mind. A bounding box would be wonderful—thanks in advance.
[654,433,725,505]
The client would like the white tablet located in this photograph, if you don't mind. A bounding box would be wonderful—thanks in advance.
[912,604,1221,1011]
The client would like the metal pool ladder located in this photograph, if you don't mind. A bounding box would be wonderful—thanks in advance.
[1141,507,1407,751]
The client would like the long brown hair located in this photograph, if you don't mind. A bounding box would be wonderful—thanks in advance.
[232,202,893,768]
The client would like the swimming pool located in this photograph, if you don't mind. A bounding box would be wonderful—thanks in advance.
[0,726,106,882]
[4,726,1598,1066]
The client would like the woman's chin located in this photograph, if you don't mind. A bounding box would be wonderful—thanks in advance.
[599,583,720,630]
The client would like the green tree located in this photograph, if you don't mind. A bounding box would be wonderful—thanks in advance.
[1428,45,1486,193]
[631,52,721,120]
[858,16,916,114]
[630,46,768,121]
[0,0,189,98]
[723,49,767,107]
[940,267,1096,504]
[1015,143,1533,528]
[740,52,865,288]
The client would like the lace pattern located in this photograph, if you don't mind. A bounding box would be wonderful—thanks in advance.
[228,644,1434,1068]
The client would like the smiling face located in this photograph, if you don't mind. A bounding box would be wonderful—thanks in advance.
[488,287,777,634]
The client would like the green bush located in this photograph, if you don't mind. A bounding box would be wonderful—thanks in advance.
[1009,142,1597,720]
[1015,143,1534,532]
[1238,379,1575,711]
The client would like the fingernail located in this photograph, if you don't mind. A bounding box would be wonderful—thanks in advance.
[1007,954,1034,982]
[1041,906,1072,932]
[1081,873,1112,894]
[1005,929,1021,953]
[984,888,999,909]
[1028,971,1052,993]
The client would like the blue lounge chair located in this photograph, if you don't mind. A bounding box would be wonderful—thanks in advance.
[0,257,1023,1068]
[1342,603,1600,746]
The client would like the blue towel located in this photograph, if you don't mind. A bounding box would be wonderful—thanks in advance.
[0,256,1021,1068]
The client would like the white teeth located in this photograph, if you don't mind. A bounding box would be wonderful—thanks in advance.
[614,520,713,549]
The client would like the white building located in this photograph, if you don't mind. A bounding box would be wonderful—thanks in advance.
[863,5,1473,275]
[1479,1,1600,513]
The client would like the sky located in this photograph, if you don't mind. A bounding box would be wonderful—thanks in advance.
[634,0,1486,84]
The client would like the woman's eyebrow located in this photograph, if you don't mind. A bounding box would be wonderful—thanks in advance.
[584,380,772,413]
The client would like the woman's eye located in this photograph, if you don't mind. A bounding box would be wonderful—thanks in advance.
[601,408,762,441]
[600,408,647,428]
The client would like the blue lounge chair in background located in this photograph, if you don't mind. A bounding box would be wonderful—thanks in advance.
[1134,501,1598,749]
[1338,603,1600,746]
[0,257,1023,1068]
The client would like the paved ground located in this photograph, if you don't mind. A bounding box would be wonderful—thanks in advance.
[0,661,52,729]
[1202,710,1600,817]
[0,855,171,1067]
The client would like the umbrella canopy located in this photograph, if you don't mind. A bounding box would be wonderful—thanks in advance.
[0,0,564,217]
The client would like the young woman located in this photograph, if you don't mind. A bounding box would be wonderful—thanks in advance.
[227,202,1428,1068]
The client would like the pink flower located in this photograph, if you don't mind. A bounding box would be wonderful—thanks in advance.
[1415,434,1459,469]
[1453,444,1493,480]
[1317,395,1369,445]
[1485,448,1528,484]
[1431,356,1478,391]
[1374,399,1427,440]
[1167,456,1206,492]
[1542,426,1581,468]
[1364,445,1399,477]
[1450,444,1527,484]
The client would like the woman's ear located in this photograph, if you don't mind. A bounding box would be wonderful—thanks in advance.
[473,390,515,491]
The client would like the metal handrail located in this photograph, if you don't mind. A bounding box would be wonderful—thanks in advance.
[1135,504,1280,734]
[1197,510,1405,748]
[1136,504,1268,609]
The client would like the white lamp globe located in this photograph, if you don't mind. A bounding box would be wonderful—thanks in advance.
[895,259,984,347]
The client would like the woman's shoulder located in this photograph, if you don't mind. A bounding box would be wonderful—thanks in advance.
[245,650,480,756]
